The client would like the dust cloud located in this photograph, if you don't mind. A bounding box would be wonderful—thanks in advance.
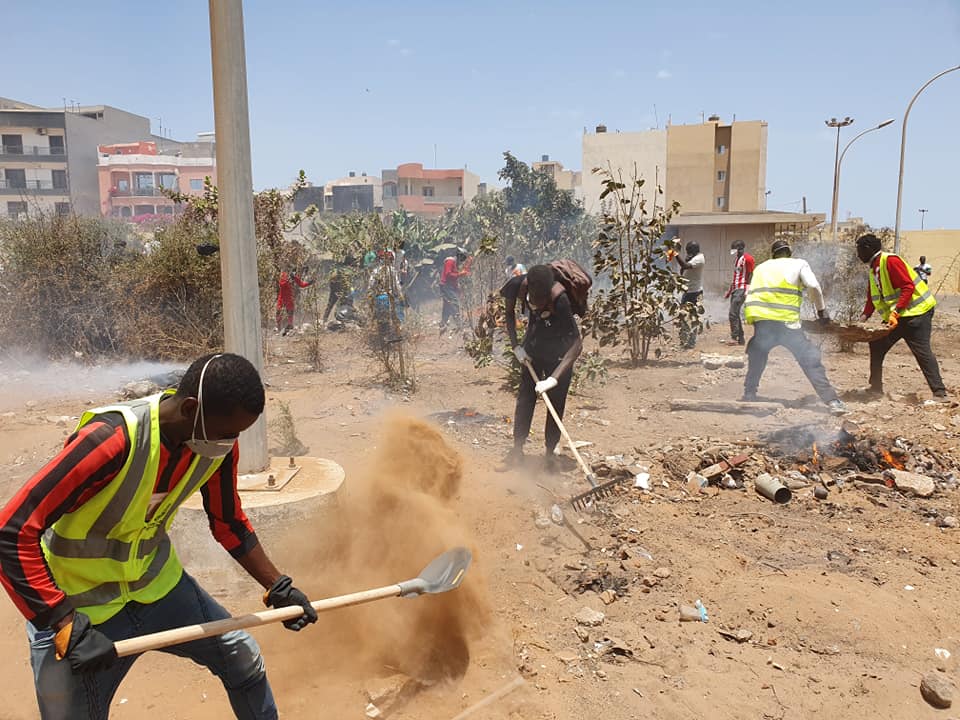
[270,414,489,688]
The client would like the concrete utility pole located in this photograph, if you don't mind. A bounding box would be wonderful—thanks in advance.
[209,0,268,472]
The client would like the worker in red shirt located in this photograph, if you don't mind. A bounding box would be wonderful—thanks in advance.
[276,270,312,336]
[724,239,754,345]
[0,353,316,719]
[438,248,471,335]
[855,233,947,403]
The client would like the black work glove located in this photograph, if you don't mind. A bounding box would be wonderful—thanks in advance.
[817,309,831,326]
[263,575,317,631]
[54,612,118,674]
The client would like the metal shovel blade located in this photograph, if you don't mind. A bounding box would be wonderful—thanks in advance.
[397,547,472,597]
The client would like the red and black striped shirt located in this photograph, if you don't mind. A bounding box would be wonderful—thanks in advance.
[0,412,258,628]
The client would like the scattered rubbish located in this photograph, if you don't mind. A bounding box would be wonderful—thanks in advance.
[679,602,708,623]
[699,454,750,480]
[427,407,497,425]
[686,472,709,494]
[594,636,635,662]
[904,585,915,591]
[599,589,617,605]
[653,567,671,579]
[755,473,791,504]
[516,544,523,552]
[550,504,565,525]
[939,516,958,529]
[634,467,651,490]
[814,485,829,500]
[935,648,952,662]
[885,469,935,498]
[920,672,954,709]
[695,599,709,622]
[700,353,746,370]
[365,702,382,718]
[827,550,851,565]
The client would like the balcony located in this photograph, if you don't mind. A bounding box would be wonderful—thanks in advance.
[110,187,168,198]
[0,145,66,161]
[0,179,68,195]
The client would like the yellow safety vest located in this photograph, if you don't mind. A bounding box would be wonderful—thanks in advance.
[743,258,804,325]
[869,253,936,322]
[43,392,225,624]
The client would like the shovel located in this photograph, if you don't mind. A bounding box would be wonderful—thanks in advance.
[113,547,472,657]
[523,360,625,511]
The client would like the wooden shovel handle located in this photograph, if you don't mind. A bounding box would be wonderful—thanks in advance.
[523,361,595,484]
[114,583,401,657]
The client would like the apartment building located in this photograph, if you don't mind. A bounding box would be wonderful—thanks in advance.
[324,171,382,213]
[0,97,152,217]
[583,117,821,290]
[381,163,480,216]
[97,139,216,218]
[532,155,582,198]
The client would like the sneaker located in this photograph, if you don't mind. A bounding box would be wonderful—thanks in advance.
[828,399,849,416]
[495,447,524,473]
[923,393,950,406]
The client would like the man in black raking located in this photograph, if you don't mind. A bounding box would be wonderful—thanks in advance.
[499,264,583,472]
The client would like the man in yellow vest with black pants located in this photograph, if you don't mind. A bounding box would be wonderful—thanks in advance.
[0,353,317,719]
[855,233,948,403]
[742,239,848,415]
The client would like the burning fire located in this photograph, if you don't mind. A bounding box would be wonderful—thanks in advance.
[880,447,906,471]
[812,442,820,467]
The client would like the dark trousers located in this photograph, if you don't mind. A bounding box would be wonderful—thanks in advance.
[868,309,945,394]
[439,284,461,330]
[728,288,746,343]
[744,320,838,402]
[513,357,573,453]
[679,290,703,348]
[323,287,344,322]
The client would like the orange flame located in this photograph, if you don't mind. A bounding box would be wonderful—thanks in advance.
[812,442,820,467]
[881,448,905,471]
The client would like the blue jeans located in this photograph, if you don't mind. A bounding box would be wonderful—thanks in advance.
[28,572,277,720]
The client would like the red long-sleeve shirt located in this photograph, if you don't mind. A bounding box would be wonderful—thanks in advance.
[439,257,470,290]
[0,412,257,627]
[276,272,311,309]
[862,254,915,318]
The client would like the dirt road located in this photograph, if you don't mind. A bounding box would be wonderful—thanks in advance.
[1,306,958,719]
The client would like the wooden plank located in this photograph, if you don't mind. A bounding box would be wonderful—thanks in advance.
[669,398,782,416]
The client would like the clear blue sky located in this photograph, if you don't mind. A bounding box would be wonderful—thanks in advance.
[5,0,959,229]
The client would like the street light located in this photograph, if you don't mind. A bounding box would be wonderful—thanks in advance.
[826,116,854,243]
[827,118,895,242]
[894,64,960,253]
[919,208,928,230]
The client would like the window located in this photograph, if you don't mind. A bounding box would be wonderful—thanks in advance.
[458,186,463,196]
[189,178,204,191]
[116,177,130,192]
[158,173,177,190]
[134,172,154,193]
[717,170,726,182]
[717,196,727,209]
[52,169,67,189]
[2,134,23,154]
[717,144,727,155]
[48,135,65,155]
[120,206,132,218]
[383,183,397,198]
[422,186,434,197]
[4,168,26,189]
[54,202,70,216]
[7,201,27,218]
[134,204,155,216]
[158,205,174,214]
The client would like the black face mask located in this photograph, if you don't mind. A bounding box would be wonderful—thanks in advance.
[856,245,877,264]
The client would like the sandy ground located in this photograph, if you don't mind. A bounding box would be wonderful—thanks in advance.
[1,299,959,719]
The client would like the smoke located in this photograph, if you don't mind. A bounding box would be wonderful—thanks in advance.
[265,414,488,693]
[0,354,182,411]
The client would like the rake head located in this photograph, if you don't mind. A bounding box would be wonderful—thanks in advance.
[569,476,627,512]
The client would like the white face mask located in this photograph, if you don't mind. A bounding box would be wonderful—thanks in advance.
[730,249,739,256]
[185,355,236,459]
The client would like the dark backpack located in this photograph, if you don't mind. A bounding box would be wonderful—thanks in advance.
[507,259,593,318]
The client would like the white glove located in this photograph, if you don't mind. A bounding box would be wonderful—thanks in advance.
[535,376,558,395]
[513,346,530,364]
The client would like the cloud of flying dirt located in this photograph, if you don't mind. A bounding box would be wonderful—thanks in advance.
[0,354,181,411]
[270,414,489,687]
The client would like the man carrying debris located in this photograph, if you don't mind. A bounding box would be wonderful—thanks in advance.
[438,248,471,335]
[0,353,317,720]
[742,239,847,415]
[499,264,583,472]
[672,240,706,349]
[724,239,754,346]
[856,234,947,403]
[276,269,312,335]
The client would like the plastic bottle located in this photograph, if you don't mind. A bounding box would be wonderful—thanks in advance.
[695,599,709,623]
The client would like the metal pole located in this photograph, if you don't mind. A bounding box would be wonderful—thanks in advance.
[829,125,841,243]
[209,0,268,472]
[894,64,960,254]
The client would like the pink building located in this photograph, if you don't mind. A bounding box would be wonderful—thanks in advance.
[97,141,216,219]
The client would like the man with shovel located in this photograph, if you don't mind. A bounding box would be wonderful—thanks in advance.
[0,353,316,720]
[499,264,583,472]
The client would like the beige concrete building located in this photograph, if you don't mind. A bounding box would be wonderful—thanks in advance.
[900,229,960,295]
[581,125,667,214]
[532,155,581,198]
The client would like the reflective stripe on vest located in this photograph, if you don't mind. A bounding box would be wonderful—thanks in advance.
[868,253,937,321]
[743,259,804,324]
[43,392,224,624]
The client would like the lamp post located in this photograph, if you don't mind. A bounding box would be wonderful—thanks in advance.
[919,208,928,230]
[826,116,854,243]
[834,118,896,240]
[894,64,960,253]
